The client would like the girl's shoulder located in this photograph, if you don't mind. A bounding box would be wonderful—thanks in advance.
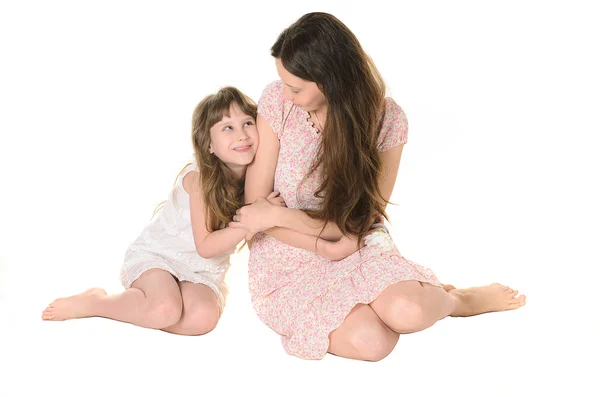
[258,80,285,114]
[258,81,287,137]
[377,97,408,152]
[175,162,200,195]
[260,80,284,101]
[182,169,200,195]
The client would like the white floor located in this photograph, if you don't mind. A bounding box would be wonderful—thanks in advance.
[1,1,599,396]
[1,248,597,397]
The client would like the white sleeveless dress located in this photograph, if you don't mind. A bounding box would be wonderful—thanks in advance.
[120,163,232,312]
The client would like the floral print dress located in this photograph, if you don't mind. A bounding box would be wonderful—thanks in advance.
[248,81,441,359]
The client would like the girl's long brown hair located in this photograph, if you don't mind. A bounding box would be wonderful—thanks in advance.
[191,87,257,231]
[272,12,388,242]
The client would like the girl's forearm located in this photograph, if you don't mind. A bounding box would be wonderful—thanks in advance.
[195,227,247,259]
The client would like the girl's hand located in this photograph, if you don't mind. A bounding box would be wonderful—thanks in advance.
[266,190,286,207]
[229,191,283,233]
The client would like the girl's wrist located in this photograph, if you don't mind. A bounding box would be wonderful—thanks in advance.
[273,205,286,228]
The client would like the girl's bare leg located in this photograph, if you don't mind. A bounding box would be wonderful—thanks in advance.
[162,281,220,336]
[328,304,399,362]
[370,281,526,334]
[41,269,183,330]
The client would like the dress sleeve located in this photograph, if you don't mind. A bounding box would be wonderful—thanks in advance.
[257,80,285,139]
[377,97,408,152]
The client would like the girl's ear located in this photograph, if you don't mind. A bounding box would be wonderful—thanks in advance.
[209,144,214,154]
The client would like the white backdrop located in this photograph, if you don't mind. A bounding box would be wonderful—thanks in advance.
[1,1,598,396]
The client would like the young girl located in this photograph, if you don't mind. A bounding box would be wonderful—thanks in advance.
[41,86,282,336]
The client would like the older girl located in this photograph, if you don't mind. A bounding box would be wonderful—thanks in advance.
[232,13,526,360]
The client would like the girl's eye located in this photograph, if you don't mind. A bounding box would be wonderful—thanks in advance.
[292,90,300,94]
[223,126,232,131]
[244,121,254,126]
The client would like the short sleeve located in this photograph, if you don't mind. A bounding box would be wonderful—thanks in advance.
[377,97,408,152]
[257,80,285,139]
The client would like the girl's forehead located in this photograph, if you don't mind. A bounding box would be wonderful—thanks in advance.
[224,102,251,118]
[214,103,253,125]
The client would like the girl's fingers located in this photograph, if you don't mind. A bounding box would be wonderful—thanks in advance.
[268,197,286,207]
[266,190,280,199]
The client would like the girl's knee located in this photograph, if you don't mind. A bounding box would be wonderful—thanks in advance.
[145,297,183,329]
[182,300,220,335]
[383,296,428,332]
[350,321,399,362]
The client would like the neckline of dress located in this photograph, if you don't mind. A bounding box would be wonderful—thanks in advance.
[302,107,321,135]
[283,102,321,136]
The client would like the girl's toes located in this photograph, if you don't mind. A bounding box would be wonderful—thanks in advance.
[514,294,526,303]
[508,300,526,310]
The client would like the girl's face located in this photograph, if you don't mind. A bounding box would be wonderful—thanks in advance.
[276,58,327,112]
[209,102,258,176]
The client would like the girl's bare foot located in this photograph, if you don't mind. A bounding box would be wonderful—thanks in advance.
[41,288,107,321]
[449,283,526,317]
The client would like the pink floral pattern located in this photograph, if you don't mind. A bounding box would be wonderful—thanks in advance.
[248,81,440,359]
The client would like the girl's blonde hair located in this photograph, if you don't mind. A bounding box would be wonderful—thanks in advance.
[191,86,258,232]
[152,86,256,255]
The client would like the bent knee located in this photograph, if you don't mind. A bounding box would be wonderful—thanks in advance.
[145,298,182,329]
[350,322,399,362]
[182,301,220,335]
[386,297,428,331]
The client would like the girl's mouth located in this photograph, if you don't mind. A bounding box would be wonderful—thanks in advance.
[234,145,251,152]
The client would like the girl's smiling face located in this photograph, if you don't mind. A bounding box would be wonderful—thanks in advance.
[209,101,258,177]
